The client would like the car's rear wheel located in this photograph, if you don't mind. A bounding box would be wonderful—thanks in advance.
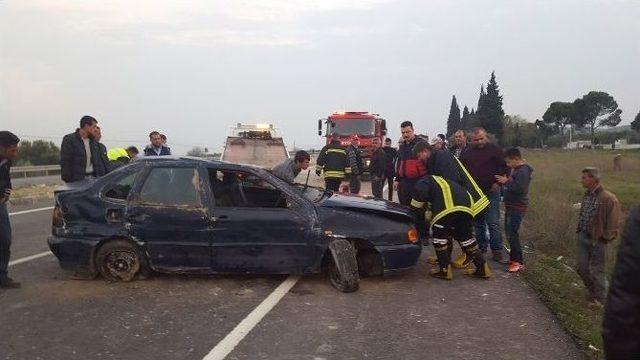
[327,239,360,293]
[96,240,146,282]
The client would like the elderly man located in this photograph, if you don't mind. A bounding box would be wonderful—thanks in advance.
[449,130,468,158]
[577,167,621,306]
[460,128,508,262]
[272,150,311,184]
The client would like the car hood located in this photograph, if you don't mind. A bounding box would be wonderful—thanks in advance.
[319,193,415,222]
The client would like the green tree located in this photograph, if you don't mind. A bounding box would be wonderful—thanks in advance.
[542,102,575,141]
[573,91,622,142]
[476,72,505,143]
[534,119,555,147]
[186,146,206,157]
[503,115,538,148]
[16,140,60,165]
[632,110,640,132]
[446,95,461,137]
[461,106,471,130]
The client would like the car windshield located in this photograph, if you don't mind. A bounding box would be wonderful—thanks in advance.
[329,119,375,136]
[292,184,329,203]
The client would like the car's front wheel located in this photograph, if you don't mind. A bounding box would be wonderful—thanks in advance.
[327,239,360,293]
[96,240,146,282]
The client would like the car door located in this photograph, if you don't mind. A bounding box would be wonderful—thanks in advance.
[207,167,318,274]
[126,165,213,271]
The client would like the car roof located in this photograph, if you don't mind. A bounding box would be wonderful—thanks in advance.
[136,156,267,172]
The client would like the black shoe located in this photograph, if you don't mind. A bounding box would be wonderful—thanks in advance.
[0,277,21,289]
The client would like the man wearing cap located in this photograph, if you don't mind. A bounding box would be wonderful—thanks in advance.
[347,135,364,194]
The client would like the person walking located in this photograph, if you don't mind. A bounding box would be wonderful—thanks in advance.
[394,121,426,206]
[576,167,621,306]
[449,130,468,158]
[347,135,363,195]
[0,131,21,289]
[60,115,108,183]
[460,128,508,262]
[369,137,386,199]
[495,148,533,273]
[410,175,491,280]
[382,138,397,201]
[316,134,350,192]
[602,206,640,358]
[272,150,311,184]
[144,131,171,156]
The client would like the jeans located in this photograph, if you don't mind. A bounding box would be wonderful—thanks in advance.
[371,177,384,199]
[577,231,607,302]
[505,209,524,263]
[0,202,12,279]
[385,176,394,201]
[350,175,361,194]
[474,188,502,253]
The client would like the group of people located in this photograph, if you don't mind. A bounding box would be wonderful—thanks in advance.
[59,115,172,183]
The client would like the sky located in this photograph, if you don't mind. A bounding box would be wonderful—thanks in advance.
[1,0,639,155]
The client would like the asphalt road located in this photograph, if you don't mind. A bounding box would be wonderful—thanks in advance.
[11,175,62,187]
[0,177,584,360]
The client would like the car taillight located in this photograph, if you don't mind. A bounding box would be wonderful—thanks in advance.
[407,228,419,243]
[52,205,64,228]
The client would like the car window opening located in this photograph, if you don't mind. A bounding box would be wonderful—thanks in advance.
[104,173,136,200]
[139,167,202,207]
[208,169,286,208]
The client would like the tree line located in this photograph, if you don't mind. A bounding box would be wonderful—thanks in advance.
[446,72,640,148]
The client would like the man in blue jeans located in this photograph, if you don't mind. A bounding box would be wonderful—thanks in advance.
[461,128,509,262]
[0,131,21,289]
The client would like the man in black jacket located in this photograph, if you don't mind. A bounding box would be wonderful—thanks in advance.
[369,137,386,199]
[60,116,108,183]
[0,131,21,288]
[144,131,172,156]
[382,138,397,201]
[602,207,640,358]
[394,121,426,206]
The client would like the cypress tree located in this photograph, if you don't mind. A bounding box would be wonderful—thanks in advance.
[446,95,462,137]
[477,71,505,143]
[461,106,470,130]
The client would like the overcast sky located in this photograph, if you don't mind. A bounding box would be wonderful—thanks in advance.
[2,0,639,154]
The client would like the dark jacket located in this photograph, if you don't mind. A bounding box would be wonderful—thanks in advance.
[603,207,640,359]
[396,137,426,181]
[427,149,464,186]
[369,147,386,178]
[503,164,533,211]
[0,159,11,197]
[144,145,172,156]
[316,141,351,179]
[347,145,364,176]
[382,147,397,177]
[460,143,508,193]
[449,143,468,158]
[60,129,109,183]
[410,175,474,228]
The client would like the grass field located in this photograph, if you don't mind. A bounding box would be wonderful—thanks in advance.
[519,148,640,359]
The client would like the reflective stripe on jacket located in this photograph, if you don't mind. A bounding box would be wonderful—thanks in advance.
[410,175,484,229]
[316,142,351,179]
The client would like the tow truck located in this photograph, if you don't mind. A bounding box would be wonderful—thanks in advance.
[221,123,289,168]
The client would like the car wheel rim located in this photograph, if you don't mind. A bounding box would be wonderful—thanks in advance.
[105,250,138,280]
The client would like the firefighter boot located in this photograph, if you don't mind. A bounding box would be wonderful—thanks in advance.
[429,240,453,280]
[460,238,492,279]
[452,253,471,269]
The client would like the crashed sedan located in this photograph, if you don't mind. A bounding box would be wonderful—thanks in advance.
[48,157,421,292]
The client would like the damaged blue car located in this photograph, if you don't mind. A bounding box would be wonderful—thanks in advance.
[48,157,421,292]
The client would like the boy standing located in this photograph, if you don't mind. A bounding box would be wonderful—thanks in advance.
[496,148,533,272]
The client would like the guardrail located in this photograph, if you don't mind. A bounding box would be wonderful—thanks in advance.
[10,165,61,179]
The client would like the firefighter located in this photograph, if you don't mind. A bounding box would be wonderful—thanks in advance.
[316,133,351,192]
[413,141,489,269]
[107,147,131,170]
[410,175,491,280]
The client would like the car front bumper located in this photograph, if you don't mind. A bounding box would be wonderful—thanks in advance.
[375,243,422,272]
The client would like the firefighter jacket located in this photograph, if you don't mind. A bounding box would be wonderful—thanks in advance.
[410,175,487,228]
[426,149,489,216]
[316,142,351,179]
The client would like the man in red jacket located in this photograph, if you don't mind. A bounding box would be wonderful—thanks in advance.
[394,121,426,206]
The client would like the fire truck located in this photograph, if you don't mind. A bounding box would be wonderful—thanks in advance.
[317,111,387,172]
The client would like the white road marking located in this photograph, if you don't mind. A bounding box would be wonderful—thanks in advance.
[9,206,54,217]
[203,275,301,360]
[8,251,53,267]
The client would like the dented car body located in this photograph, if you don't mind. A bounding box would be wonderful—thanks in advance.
[48,157,421,291]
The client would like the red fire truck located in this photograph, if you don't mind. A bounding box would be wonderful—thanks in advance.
[317,111,388,172]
